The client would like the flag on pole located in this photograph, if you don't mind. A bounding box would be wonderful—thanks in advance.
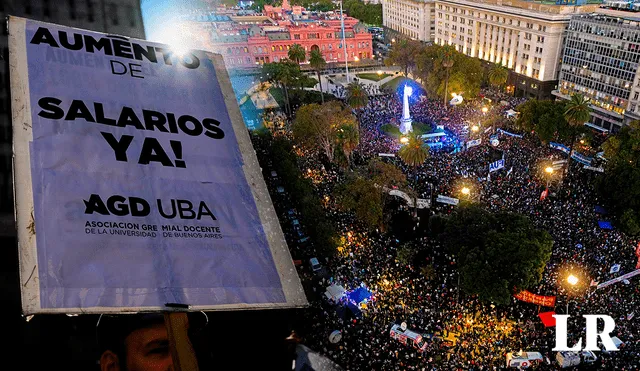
[506,167,513,177]
[540,189,549,201]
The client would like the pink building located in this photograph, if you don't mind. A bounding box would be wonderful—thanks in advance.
[189,7,373,68]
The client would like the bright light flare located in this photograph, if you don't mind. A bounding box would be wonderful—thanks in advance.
[567,274,579,286]
[471,125,479,132]
[545,167,554,174]
[400,137,409,144]
[461,187,470,195]
[482,106,488,113]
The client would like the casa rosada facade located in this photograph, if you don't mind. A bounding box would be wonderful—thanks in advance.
[196,15,374,68]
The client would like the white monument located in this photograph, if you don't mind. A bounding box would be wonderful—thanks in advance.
[399,84,413,134]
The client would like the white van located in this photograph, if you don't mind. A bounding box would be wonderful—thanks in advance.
[556,351,597,368]
[506,351,543,368]
[390,324,427,352]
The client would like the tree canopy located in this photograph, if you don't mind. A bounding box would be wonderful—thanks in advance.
[336,176,384,229]
[385,40,422,76]
[415,44,484,100]
[433,205,553,304]
[596,120,640,236]
[292,101,357,162]
[515,99,586,144]
[398,135,429,169]
[343,0,382,25]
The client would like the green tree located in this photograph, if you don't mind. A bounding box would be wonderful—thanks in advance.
[343,0,382,25]
[417,44,483,101]
[438,45,456,105]
[261,60,303,116]
[435,205,553,304]
[288,43,306,64]
[488,63,509,89]
[564,93,592,172]
[398,134,429,169]
[398,134,429,215]
[292,101,354,162]
[367,159,407,189]
[385,40,422,76]
[336,176,384,229]
[345,81,369,134]
[309,49,327,104]
[596,121,640,236]
[336,123,360,166]
[397,244,417,265]
[345,81,369,110]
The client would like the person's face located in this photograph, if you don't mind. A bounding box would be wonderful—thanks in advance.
[123,323,173,371]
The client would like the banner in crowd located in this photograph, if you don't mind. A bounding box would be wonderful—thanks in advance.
[514,290,556,307]
[497,128,524,138]
[571,151,593,166]
[636,242,640,269]
[378,153,396,157]
[584,165,605,173]
[436,195,460,206]
[10,17,306,314]
[489,159,505,172]
[549,142,570,154]
[597,269,640,289]
[466,139,482,149]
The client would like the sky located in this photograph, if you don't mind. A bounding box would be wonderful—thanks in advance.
[141,0,214,43]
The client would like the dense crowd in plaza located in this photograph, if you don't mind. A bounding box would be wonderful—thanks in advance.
[253,86,640,370]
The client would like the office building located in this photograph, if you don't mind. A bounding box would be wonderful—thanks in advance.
[383,0,435,42]
[0,1,145,236]
[383,0,599,99]
[555,11,640,131]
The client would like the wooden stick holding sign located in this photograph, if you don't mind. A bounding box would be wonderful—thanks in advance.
[164,311,199,371]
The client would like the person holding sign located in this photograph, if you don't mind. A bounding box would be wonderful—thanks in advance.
[98,314,173,371]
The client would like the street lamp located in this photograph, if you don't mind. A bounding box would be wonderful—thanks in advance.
[481,106,488,114]
[566,274,579,314]
[377,70,383,76]
[545,166,554,189]
[461,187,470,196]
[400,137,409,144]
[354,56,360,62]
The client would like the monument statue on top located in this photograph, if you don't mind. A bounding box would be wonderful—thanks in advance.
[399,84,413,134]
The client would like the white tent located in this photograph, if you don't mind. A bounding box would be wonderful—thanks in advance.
[505,109,518,118]
[325,284,346,302]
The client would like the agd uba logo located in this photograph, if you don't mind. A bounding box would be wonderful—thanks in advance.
[553,314,619,352]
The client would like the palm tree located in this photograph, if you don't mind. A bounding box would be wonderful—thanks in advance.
[438,45,456,106]
[337,124,359,167]
[398,134,429,215]
[488,63,509,89]
[309,49,327,104]
[564,93,591,174]
[345,81,369,134]
[288,44,306,64]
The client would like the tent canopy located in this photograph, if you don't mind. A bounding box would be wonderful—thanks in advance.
[347,287,372,304]
[598,221,614,230]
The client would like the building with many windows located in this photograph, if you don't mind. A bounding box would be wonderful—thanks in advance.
[0,1,145,237]
[383,0,435,42]
[383,0,598,99]
[555,11,640,131]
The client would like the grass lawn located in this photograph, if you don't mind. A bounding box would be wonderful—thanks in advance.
[381,76,413,92]
[356,72,392,82]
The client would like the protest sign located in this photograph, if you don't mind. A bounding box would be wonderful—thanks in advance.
[10,17,306,314]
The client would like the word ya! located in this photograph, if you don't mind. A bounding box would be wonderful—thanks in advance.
[84,194,216,221]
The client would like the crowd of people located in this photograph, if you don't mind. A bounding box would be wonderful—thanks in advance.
[252,86,639,370]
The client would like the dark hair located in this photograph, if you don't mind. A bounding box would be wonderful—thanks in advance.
[97,313,165,360]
